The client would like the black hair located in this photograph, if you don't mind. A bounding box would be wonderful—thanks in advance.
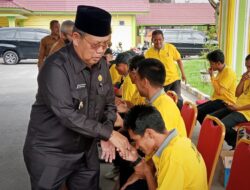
[137,58,166,87]
[104,48,113,55]
[152,30,164,38]
[124,105,166,136]
[206,49,225,64]
[129,55,145,71]
[50,20,59,29]
[245,54,250,61]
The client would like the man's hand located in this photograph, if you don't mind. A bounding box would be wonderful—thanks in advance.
[115,97,124,106]
[100,140,115,163]
[118,144,139,162]
[114,113,123,127]
[241,71,250,82]
[117,102,128,113]
[208,67,213,77]
[181,74,187,84]
[227,104,238,111]
[109,131,131,159]
[134,160,151,177]
[120,173,143,190]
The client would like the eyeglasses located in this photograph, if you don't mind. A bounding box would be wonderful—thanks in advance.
[83,36,110,50]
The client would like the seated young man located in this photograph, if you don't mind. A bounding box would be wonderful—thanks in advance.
[197,49,237,124]
[121,105,208,190]
[106,48,122,86]
[116,55,146,113]
[114,51,136,101]
[211,54,250,148]
[134,58,186,137]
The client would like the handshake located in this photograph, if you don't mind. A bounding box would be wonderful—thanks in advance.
[100,130,132,163]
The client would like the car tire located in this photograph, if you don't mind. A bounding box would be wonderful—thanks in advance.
[3,51,20,65]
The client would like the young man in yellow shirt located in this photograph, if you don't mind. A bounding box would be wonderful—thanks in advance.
[145,30,186,108]
[134,58,186,137]
[211,54,250,148]
[116,55,146,113]
[121,105,208,190]
[114,51,137,102]
[197,49,237,124]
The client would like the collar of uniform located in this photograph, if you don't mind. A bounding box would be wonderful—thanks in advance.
[155,129,177,157]
[147,88,165,105]
[67,43,86,73]
[153,43,166,51]
[50,34,60,40]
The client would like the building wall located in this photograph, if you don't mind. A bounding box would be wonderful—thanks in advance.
[111,15,134,51]
[0,17,9,27]
[21,14,134,51]
[23,15,75,29]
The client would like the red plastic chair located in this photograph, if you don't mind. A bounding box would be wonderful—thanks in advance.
[226,139,250,190]
[181,101,197,138]
[166,90,178,104]
[197,115,225,189]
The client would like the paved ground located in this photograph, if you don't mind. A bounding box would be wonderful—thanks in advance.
[0,60,226,190]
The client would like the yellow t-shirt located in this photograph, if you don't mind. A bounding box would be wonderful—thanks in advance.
[237,79,250,121]
[211,67,237,104]
[121,75,137,102]
[109,64,122,85]
[130,90,145,105]
[152,132,208,190]
[145,43,181,85]
[151,90,186,137]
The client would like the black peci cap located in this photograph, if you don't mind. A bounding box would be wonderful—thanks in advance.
[75,5,112,37]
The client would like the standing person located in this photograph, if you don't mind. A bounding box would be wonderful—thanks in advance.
[197,50,237,124]
[37,20,60,70]
[121,105,208,190]
[145,30,186,107]
[23,5,130,190]
[117,42,123,53]
[49,20,74,55]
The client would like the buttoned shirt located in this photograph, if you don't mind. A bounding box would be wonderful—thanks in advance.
[145,43,181,85]
[24,43,116,169]
[38,34,60,68]
[49,38,66,56]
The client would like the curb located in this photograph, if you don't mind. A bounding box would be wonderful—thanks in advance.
[181,82,210,100]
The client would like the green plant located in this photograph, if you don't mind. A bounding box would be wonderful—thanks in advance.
[201,26,219,58]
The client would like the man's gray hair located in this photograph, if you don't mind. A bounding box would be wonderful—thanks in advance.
[61,20,74,34]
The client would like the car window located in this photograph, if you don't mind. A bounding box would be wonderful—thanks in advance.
[179,32,193,43]
[192,32,205,43]
[0,30,16,40]
[36,32,49,40]
[16,31,36,40]
[164,31,178,43]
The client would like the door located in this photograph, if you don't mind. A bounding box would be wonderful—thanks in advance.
[16,30,38,59]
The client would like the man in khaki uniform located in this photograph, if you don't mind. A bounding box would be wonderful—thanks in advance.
[49,20,74,55]
[38,20,60,70]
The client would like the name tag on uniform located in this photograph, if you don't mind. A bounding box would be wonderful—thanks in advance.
[76,83,86,89]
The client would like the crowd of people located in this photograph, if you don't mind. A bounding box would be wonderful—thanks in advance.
[22,4,250,190]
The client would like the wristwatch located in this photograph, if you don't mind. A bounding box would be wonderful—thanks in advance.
[131,156,142,167]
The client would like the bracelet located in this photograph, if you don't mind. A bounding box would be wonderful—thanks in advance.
[131,156,142,167]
